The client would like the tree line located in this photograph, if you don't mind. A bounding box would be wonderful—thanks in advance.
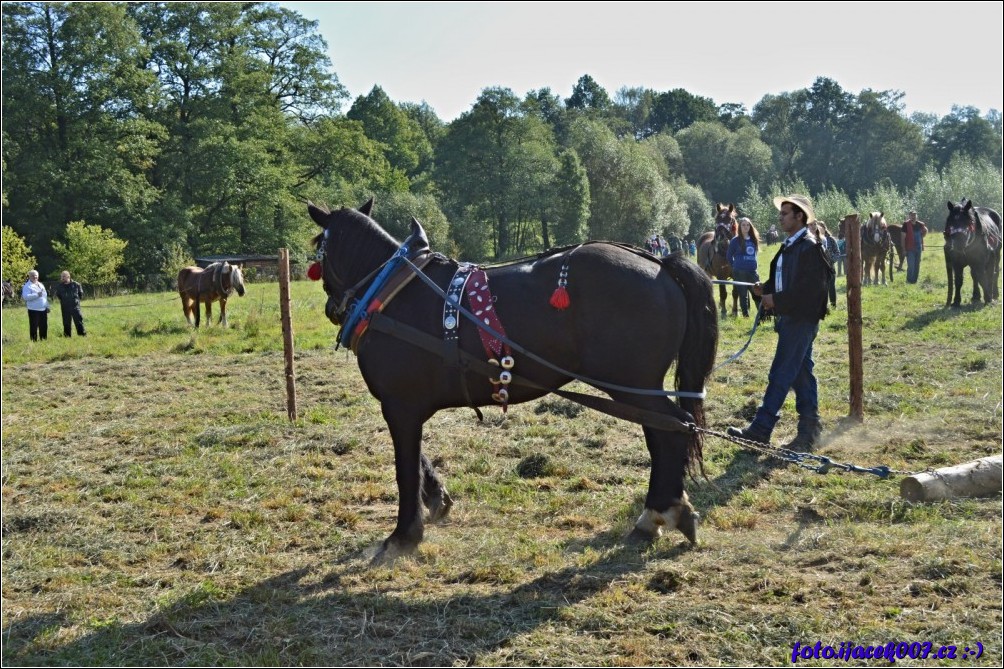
[3,2,1002,283]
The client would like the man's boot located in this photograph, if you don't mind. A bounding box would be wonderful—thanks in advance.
[785,416,822,450]
[727,424,771,445]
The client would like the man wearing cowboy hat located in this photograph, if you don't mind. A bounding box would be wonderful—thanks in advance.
[728,194,834,450]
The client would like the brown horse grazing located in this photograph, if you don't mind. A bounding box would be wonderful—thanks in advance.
[861,212,892,285]
[178,261,246,327]
[309,199,718,562]
[697,203,739,316]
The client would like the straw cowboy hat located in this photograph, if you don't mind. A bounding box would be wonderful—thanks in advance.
[773,194,816,225]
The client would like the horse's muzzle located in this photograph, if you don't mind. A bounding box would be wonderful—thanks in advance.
[325,296,341,325]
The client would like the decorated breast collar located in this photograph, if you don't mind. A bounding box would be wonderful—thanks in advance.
[444,264,515,410]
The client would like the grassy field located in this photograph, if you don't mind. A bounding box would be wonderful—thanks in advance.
[2,247,1001,666]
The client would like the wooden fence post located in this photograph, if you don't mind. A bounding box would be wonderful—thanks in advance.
[844,214,864,422]
[279,248,297,421]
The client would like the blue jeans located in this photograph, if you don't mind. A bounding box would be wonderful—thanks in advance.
[906,249,921,283]
[751,316,819,434]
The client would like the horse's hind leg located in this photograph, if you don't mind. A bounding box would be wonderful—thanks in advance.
[421,453,453,522]
[615,395,698,545]
[181,295,194,326]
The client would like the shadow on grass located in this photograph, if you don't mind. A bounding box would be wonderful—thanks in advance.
[1,530,686,666]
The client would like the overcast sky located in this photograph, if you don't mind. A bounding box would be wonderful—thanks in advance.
[281,1,1003,122]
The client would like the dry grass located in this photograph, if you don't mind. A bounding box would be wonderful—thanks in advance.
[2,251,1001,666]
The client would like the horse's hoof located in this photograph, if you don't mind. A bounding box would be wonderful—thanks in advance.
[625,527,657,545]
[677,511,700,544]
[370,536,418,566]
[427,491,454,523]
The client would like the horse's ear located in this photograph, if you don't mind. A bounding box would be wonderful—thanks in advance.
[359,197,374,216]
[308,203,328,228]
[963,200,973,213]
[409,217,430,249]
[716,203,724,213]
[729,203,735,214]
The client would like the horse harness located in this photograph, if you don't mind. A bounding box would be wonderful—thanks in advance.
[210,262,233,298]
[322,238,706,434]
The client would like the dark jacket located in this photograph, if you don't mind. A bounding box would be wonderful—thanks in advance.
[54,280,83,309]
[763,230,833,322]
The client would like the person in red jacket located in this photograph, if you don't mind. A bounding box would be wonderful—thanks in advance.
[902,211,928,284]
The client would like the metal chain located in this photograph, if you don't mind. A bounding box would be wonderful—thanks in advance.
[697,425,918,479]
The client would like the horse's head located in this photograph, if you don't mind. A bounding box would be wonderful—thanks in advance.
[224,263,246,297]
[865,212,887,244]
[309,197,421,327]
[944,199,980,255]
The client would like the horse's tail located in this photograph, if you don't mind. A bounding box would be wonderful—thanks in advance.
[662,254,718,473]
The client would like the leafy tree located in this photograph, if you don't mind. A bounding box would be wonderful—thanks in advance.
[547,149,591,247]
[910,156,1003,231]
[925,105,1003,169]
[2,225,37,282]
[649,88,718,134]
[855,182,907,230]
[812,186,855,231]
[52,221,128,285]
[436,87,559,258]
[356,191,452,254]
[565,74,611,112]
[568,118,686,243]
[673,180,713,240]
[347,85,433,184]
[2,2,161,276]
[160,241,195,285]
[676,121,772,204]
[640,132,685,179]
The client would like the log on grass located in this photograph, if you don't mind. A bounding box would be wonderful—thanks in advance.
[899,455,1002,502]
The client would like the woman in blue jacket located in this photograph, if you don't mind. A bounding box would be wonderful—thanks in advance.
[727,217,761,318]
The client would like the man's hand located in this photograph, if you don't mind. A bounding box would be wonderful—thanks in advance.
[761,293,775,310]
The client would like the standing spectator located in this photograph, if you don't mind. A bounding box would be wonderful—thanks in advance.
[688,239,697,257]
[835,236,846,277]
[21,269,49,341]
[902,211,928,284]
[728,195,834,450]
[54,270,86,337]
[726,217,760,318]
[812,221,839,308]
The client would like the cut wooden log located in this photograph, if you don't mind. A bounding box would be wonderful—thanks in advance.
[900,455,1002,502]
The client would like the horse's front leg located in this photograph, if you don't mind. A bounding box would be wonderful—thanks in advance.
[194,297,201,327]
[373,401,428,564]
[204,300,213,328]
[952,265,964,307]
[219,298,228,327]
[718,283,727,317]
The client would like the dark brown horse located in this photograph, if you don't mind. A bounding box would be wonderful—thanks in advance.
[861,212,892,285]
[178,261,246,327]
[310,199,718,562]
[944,199,1002,307]
[697,203,739,316]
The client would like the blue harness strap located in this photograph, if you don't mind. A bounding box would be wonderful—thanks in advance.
[338,243,410,348]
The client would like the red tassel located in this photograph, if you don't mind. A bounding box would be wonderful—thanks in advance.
[549,286,570,310]
[307,262,322,281]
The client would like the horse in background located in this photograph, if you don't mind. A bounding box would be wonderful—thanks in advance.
[861,212,892,285]
[178,261,246,327]
[697,203,739,317]
[944,199,1002,307]
[764,226,780,245]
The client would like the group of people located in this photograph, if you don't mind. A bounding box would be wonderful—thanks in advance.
[19,270,86,341]
[644,234,698,258]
